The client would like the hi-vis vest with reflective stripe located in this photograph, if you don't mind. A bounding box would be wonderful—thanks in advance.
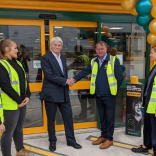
[147,76,156,114]
[0,59,27,110]
[78,54,90,67]
[0,95,4,123]
[90,55,117,95]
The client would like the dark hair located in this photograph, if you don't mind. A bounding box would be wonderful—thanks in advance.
[74,45,83,52]
[152,46,156,52]
[0,39,15,59]
[20,44,26,49]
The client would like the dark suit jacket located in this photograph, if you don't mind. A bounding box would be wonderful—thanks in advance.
[40,51,70,103]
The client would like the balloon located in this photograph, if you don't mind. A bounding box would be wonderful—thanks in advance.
[151,0,156,5]
[147,33,156,45]
[130,7,138,16]
[136,0,152,15]
[149,19,156,35]
[151,5,156,18]
[143,25,150,33]
[136,14,153,26]
[107,33,112,38]
[85,31,94,38]
[101,26,109,34]
[102,35,110,42]
[121,0,138,11]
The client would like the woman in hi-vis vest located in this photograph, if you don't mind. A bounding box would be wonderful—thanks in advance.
[0,39,34,156]
[131,46,156,156]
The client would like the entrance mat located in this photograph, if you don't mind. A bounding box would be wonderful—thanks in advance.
[24,143,68,156]
[86,135,153,155]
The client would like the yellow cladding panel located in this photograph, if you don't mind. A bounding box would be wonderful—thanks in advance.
[0,0,129,14]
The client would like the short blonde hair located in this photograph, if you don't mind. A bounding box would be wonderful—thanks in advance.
[50,37,63,46]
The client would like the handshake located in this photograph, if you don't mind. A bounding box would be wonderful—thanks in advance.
[67,78,75,86]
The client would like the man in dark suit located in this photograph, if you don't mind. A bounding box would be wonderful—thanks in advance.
[40,37,82,152]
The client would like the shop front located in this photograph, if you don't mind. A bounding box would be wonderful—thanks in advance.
[0,0,151,135]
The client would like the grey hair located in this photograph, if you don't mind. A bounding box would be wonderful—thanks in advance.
[50,37,63,46]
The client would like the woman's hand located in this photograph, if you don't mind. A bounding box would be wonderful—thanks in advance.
[22,97,29,105]
[18,97,29,108]
[0,123,5,133]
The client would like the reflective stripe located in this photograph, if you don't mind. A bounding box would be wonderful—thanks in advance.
[0,60,12,80]
[0,90,4,94]
[150,98,156,102]
[11,81,19,85]
[91,74,96,77]
[109,82,117,87]
[91,58,97,69]
[91,83,95,86]
[107,74,115,78]
[110,56,114,72]
[0,104,2,108]
[152,88,156,92]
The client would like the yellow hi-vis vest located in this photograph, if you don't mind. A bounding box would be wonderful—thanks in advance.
[90,55,117,95]
[147,76,156,114]
[78,54,90,67]
[0,59,27,111]
[0,95,3,123]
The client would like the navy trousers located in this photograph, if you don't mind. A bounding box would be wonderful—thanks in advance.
[143,108,156,156]
[45,101,76,144]
[96,96,116,141]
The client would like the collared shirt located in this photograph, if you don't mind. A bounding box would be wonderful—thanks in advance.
[51,51,64,74]
[98,53,107,67]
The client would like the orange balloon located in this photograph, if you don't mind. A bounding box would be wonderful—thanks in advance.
[149,19,156,35]
[107,33,112,38]
[147,33,156,45]
[151,0,156,5]
[101,26,109,34]
[151,5,156,18]
[130,7,138,16]
[121,0,138,11]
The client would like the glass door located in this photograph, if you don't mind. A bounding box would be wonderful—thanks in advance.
[0,19,47,134]
[48,21,98,131]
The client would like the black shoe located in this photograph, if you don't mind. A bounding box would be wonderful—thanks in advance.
[131,145,149,155]
[49,142,56,152]
[67,142,82,149]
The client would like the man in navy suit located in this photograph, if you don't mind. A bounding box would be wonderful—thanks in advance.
[40,37,82,152]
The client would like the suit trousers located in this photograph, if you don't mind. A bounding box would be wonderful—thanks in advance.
[96,96,116,141]
[45,101,76,144]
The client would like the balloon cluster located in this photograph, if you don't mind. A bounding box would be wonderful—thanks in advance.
[101,26,118,55]
[121,0,156,45]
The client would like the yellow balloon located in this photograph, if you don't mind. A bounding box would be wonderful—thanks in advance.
[151,5,156,18]
[107,33,112,38]
[121,0,138,11]
[130,7,138,16]
[149,19,156,35]
[147,33,156,45]
[151,0,156,5]
[101,26,109,34]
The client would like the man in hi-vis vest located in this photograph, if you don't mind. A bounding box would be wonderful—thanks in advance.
[72,41,123,149]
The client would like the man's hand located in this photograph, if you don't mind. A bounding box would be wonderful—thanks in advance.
[0,123,5,133]
[155,112,156,118]
[67,78,75,86]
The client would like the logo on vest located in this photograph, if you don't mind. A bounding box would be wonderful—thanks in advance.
[104,65,107,69]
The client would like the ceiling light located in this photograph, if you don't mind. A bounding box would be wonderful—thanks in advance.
[54,27,63,28]
[94,32,105,34]
[0,33,4,35]
[45,34,49,36]
[110,27,123,30]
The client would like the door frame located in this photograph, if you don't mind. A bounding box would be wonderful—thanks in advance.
[0,19,47,134]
